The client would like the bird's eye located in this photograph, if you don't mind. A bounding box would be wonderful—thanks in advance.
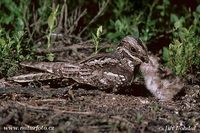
[118,42,123,47]
[130,47,136,52]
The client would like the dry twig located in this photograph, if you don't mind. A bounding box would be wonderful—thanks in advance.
[78,0,109,36]
[36,41,115,54]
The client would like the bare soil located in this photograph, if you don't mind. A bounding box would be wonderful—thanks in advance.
[0,76,199,133]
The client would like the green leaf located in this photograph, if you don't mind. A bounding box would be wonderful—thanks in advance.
[46,53,55,61]
[48,5,59,31]
[92,33,97,42]
[196,5,200,13]
[174,20,182,29]
[96,26,103,37]
[162,47,169,62]
[170,14,178,23]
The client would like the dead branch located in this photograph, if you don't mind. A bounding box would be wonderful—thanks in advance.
[78,0,109,36]
[68,8,87,34]
[36,41,115,54]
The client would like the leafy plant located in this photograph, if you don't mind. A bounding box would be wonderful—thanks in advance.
[0,0,30,31]
[0,0,35,76]
[105,0,168,43]
[167,33,199,76]
[92,25,103,54]
[0,29,32,77]
[106,0,143,42]
[46,5,59,61]
[163,11,200,76]
[106,16,141,42]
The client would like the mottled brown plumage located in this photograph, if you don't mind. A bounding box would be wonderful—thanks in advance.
[10,36,148,91]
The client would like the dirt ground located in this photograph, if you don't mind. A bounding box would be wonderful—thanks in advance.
[0,75,199,133]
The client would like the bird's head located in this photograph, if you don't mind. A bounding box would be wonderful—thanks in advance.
[117,36,149,63]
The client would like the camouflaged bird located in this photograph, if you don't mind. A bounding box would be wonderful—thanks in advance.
[9,36,184,101]
[10,36,148,92]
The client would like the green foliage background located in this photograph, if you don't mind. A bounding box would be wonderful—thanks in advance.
[0,0,199,77]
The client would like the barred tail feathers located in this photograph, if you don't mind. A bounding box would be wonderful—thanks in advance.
[20,61,81,78]
[20,62,79,72]
[8,73,60,82]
